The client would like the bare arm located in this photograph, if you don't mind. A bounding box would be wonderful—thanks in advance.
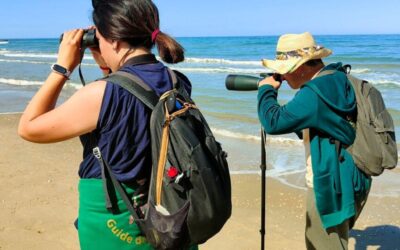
[18,80,106,143]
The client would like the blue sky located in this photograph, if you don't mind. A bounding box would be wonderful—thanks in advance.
[0,0,399,39]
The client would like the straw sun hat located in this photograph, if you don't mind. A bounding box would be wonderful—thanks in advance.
[262,32,332,75]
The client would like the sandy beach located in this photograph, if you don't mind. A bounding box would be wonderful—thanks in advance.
[1,113,399,250]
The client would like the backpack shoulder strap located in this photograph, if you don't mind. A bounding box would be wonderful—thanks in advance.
[103,71,159,110]
[168,69,192,100]
[346,74,370,97]
[315,69,336,78]
[167,68,178,87]
[304,69,337,92]
[92,146,144,224]
[313,63,352,79]
[308,66,358,96]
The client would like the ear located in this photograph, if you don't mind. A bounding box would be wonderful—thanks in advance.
[112,40,119,51]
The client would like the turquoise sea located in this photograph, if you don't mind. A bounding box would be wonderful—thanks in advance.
[1,35,399,196]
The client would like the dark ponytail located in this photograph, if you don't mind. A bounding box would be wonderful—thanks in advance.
[92,0,184,64]
[153,31,185,64]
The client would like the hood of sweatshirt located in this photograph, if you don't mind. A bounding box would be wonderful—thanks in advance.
[303,62,356,114]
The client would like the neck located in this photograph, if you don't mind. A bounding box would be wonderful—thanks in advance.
[113,47,151,71]
[123,48,151,62]
[302,64,325,83]
[307,64,324,77]
[120,48,150,64]
[312,64,325,75]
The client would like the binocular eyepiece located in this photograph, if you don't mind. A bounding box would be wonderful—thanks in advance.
[225,73,281,91]
[59,29,99,50]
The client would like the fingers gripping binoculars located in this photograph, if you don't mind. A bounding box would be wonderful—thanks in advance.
[58,29,99,86]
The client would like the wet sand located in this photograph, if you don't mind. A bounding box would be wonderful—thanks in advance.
[0,113,399,250]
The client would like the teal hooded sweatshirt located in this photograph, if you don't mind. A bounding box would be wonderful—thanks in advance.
[257,63,371,229]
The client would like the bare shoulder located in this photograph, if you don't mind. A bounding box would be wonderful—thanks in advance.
[77,79,107,94]
[58,79,108,118]
[69,80,107,102]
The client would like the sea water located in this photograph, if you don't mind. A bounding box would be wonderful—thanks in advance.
[1,35,399,195]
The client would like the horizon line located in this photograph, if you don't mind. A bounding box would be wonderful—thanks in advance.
[1,33,399,40]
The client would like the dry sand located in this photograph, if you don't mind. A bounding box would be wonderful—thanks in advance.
[1,113,399,250]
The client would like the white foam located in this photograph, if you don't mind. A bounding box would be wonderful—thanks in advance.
[211,127,261,141]
[81,62,98,66]
[0,56,263,74]
[0,77,81,90]
[0,111,22,115]
[351,68,371,74]
[3,52,95,61]
[352,70,400,86]
[4,52,58,59]
[211,127,302,145]
[0,58,49,65]
[229,170,260,175]
[184,57,262,66]
[370,79,400,86]
[0,78,43,86]
[0,58,97,67]
[171,66,264,74]
[267,137,303,145]
[269,168,306,177]
[274,177,307,190]
[230,169,307,190]
[64,82,82,91]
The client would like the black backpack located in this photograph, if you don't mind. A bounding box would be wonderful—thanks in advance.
[312,65,397,176]
[92,69,232,249]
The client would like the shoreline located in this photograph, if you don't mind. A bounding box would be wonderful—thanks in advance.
[1,114,400,250]
[0,112,400,198]
[2,112,400,198]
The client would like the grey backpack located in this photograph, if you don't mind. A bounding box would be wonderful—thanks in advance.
[315,65,398,176]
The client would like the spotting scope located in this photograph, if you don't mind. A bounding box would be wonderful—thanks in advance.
[225,73,281,91]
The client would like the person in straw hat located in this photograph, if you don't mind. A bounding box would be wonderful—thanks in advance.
[257,32,371,249]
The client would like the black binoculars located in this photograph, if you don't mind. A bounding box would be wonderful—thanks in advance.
[59,29,99,50]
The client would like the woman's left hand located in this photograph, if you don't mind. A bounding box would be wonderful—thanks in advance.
[56,29,85,71]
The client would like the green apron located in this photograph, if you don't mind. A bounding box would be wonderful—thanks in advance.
[78,179,198,250]
[78,179,152,250]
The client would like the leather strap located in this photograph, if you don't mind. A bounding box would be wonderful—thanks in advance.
[155,102,197,205]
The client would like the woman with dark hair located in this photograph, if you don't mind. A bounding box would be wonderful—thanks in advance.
[18,0,195,249]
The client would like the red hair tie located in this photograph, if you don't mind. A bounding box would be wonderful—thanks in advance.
[151,29,160,43]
